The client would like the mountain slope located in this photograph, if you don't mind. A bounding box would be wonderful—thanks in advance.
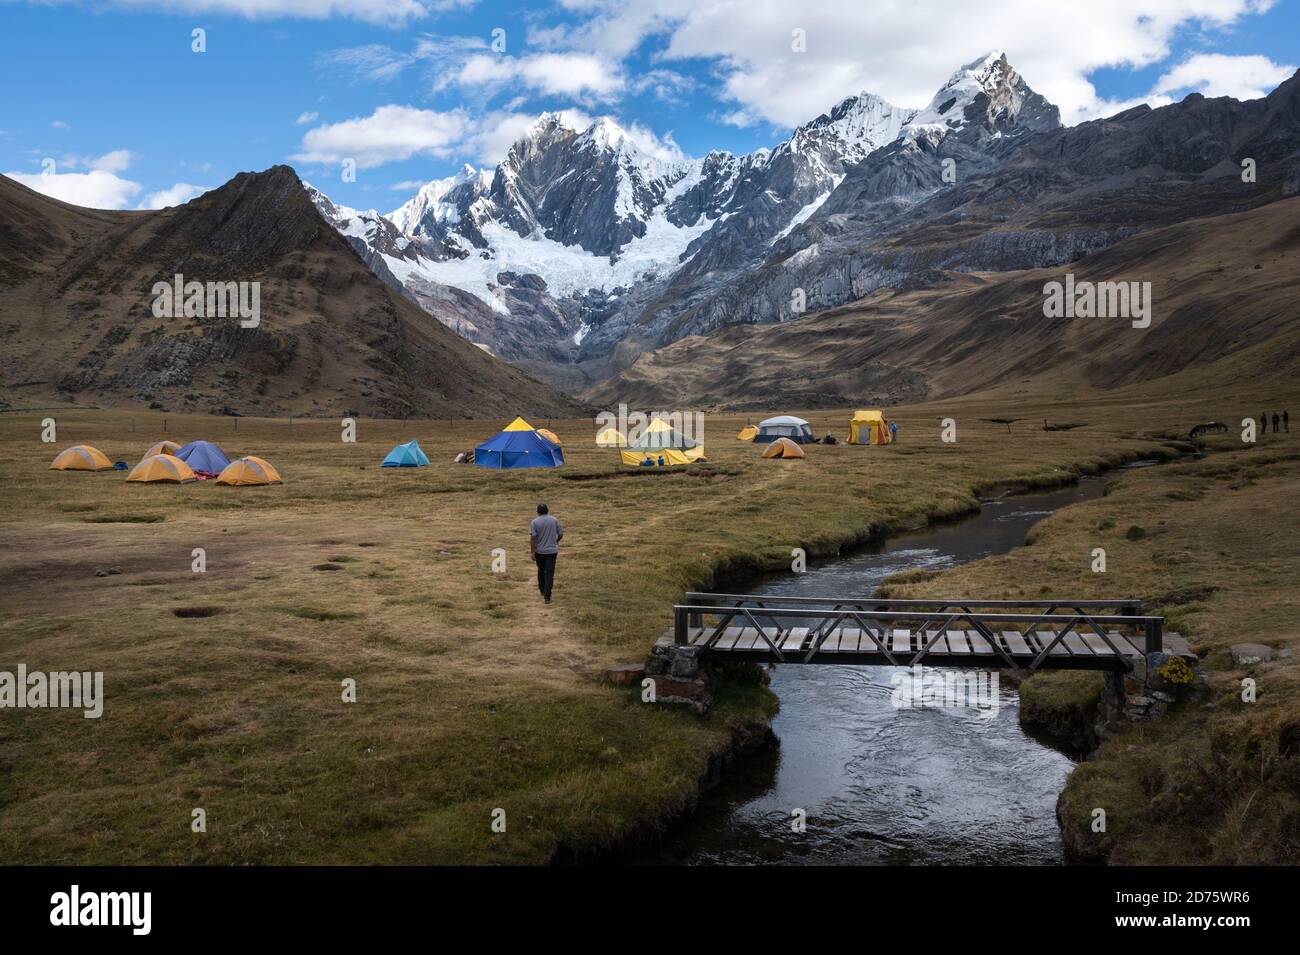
[588,196,1300,410]
[0,166,586,418]
[616,63,1300,363]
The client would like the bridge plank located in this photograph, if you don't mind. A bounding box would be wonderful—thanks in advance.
[918,629,948,655]
[839,627,862,653]
[1002,631,1033,656]
[946,630,970,654]
[1112,633,1145,658]
[782,627,808,652]
[1062,631,1092,655]
[821,629,842,653]
[1032,631,1070,656]
[892,629,911,654]
[1080,632,1118,655]
[966,630,995,655]
[714,627,743,650]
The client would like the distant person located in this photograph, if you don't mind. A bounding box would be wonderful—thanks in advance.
[889,421,898,443]
[1273,412,1281,434]
[1285,410,1290,433]
[1261,412,1268,434]
[530,502,563,605]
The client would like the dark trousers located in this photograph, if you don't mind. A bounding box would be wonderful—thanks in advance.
[535,552,557,599]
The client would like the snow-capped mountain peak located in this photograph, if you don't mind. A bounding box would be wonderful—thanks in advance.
[306,52,1062,365]
[904,50,1059,141]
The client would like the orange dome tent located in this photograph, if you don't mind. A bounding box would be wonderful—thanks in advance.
[537,428,562,446]
[127,454,197,483]
[50,445,114,471]
[216,456,282,486]
[143,440,181,458]
[761,437,805,459]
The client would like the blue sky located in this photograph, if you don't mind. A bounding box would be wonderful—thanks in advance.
[2,0,1297,211]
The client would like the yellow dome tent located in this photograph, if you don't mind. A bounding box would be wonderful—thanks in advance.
[595,427,627,447]
[50,445,113,471]
[217,455,282,486]
[127,454,197,483]
[143,440,181,458]
[537,428,562,446]
[762,437,805,459]
[737,425,758,441]
[620,417,706,467]
[849,409,892,445]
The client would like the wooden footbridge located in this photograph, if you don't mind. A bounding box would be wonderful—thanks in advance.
[665,593,1190,672]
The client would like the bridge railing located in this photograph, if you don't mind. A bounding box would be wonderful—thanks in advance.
[672,594,1162,671]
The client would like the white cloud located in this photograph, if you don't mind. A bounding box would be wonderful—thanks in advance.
[539,0,1290,128]
[89,149,135,173]
[437,51,625,100]
[621,121,686,164]
[296,111,320,125]
[51,120,70,129]
[1152,52,1296,100]
[140,182,211,209]
[5,169,142,209]
[292,104,471,168]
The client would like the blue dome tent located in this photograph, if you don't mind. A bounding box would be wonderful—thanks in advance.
[475,418,564,469]
[175,440,232,474]
[381,440,430,468]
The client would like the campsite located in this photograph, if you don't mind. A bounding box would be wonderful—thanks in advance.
[5,379,1298,867]
[4,0,1300,900]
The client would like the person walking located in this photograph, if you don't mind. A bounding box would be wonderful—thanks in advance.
[1273,412,1281,435]
[530,502,563,604]
[889,420,898,443]
[1285,410,1290,433]
[1261,412,1268,434]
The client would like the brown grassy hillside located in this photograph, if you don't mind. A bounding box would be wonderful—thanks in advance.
[0,167,587,419]
[590,197,1300,410]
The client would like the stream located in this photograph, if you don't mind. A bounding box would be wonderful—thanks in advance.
[628,476,1112,865]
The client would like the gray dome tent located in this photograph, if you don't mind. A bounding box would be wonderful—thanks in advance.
[752,415,815,444]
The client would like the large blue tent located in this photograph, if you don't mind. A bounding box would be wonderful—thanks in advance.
[381,440,430,468]
[475,419,564,469]
[175,440,231,474]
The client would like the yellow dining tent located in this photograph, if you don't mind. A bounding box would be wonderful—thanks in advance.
[620,417,706,467]
[503,416,535,431]
[127,454,197,483]
[50,445,114,471]
[849,409,892,445]
[217,455,282,486]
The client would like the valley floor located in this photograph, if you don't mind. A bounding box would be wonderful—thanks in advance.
[0,385,1295,864]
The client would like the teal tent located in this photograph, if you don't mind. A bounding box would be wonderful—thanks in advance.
[381,440,429,468]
